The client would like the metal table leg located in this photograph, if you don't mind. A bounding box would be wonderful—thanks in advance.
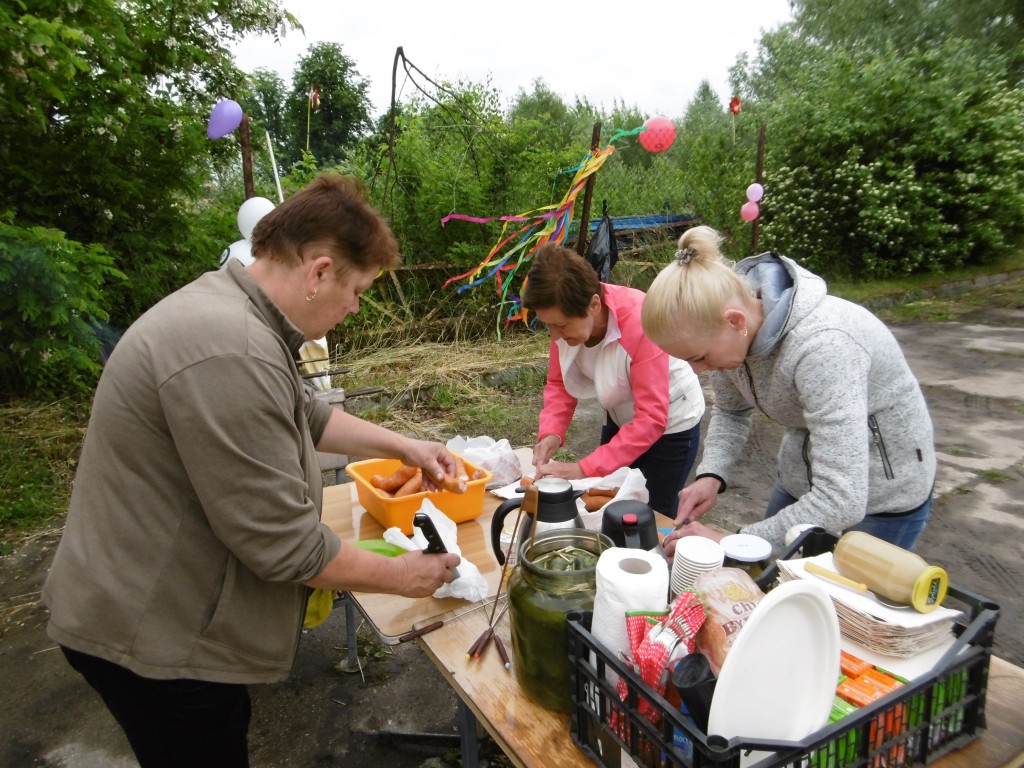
[375,698,481,763]
[458,698,481,768]
[331,592,489,765]
[333,592,361,672]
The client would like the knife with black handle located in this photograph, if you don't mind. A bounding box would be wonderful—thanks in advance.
[414,512,460,579]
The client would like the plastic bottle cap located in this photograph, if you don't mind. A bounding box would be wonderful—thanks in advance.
[911,565,949,613]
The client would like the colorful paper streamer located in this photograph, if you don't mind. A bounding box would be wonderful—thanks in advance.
[443,143,617,336]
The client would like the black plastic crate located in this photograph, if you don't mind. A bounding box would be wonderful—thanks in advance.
[567,529,1000,768]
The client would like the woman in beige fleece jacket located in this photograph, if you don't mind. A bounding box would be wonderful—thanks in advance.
[44,174,460,767]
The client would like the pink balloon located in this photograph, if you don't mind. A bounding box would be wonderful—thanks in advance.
[639,116,677,153]
[740,201,760,222]
[207,99,243,139]
[746,183,764,203]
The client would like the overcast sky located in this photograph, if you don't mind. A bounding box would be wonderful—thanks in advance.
[231,1,795,120]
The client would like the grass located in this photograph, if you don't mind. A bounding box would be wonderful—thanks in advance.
[2,255,1023,546]
[828,250,1024,305]
[871,273,1024,323]
[0,400,89,551]
[978,469,1012,483]
[337,333,550,450]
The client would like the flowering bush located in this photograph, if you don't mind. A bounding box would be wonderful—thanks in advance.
[759,40,1024,278]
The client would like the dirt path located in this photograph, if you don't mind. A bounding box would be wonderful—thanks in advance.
[2,305,1022,768]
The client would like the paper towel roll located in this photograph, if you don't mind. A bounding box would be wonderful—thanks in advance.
[591,547,670,682]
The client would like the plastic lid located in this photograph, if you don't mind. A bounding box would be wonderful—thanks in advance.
[911,565,949,613]
[720,533,773,562]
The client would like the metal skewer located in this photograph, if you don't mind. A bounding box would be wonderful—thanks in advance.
[470,601,511,661]
[401,594,506,645]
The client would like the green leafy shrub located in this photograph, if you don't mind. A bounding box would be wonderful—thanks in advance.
[757,40,1024,277]
[0,218,125,398]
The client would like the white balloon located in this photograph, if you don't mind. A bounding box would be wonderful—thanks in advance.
[237,196,276,240]
[219,239,254,268]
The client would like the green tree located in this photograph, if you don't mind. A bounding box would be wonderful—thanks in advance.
[756,40,1024,277]
[382,81,507,265]
[508,80,595,154]
[793,0,1022,79]
[286,43,372,167]
[245,67,290,175]
[504,82,597,219]
[0,216,125,397]
[0,0,297,328]
[676,81,760,255]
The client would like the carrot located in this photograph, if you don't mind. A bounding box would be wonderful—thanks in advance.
[454,455,469,482]
[520,475,534,487]
[438,474,467,494]
[394,469,423,497]
[372,465,418,492]
[588,486,619,498]
[471,467,486,481]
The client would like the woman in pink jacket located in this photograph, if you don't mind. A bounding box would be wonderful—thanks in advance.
[522,243,705,515]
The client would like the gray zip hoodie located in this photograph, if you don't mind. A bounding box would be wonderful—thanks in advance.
[697,253,936,547]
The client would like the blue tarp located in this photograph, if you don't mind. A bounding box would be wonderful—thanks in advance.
[587,213,699,234]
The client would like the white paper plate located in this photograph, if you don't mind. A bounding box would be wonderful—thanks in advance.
[707,580,840,766]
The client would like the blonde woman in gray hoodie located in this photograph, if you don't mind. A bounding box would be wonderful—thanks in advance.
[642,226,936,555]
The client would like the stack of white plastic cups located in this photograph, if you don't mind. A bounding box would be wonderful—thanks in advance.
[670,537,725,599]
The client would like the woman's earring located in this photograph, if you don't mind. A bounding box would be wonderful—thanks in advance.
[306,289,317,302]
[740,327,748,337]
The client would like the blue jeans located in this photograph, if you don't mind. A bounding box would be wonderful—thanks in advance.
[764,482,932,551]
[600,419,700,517]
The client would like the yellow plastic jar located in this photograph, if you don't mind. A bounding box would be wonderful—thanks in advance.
[833,531,948,612]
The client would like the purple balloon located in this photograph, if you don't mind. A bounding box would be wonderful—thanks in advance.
[207,99,243,139]
[740,201,760,222]
[746,183,764,203]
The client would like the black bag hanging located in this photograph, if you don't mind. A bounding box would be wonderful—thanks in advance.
[585,201,618,282]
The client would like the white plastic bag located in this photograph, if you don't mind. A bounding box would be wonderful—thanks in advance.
[576,467,650,531]
[446,435,522,489]
[382,499,488,602]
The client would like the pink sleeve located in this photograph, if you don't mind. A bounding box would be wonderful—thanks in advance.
[537,340,577,442]
[578,324,671,477]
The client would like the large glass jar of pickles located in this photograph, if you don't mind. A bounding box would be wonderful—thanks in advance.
[508,529,612,712]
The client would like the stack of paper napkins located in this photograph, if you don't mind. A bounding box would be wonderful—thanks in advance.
[777,553,962,657]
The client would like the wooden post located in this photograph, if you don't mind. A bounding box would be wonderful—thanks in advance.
[240,113,254,200]
[751,123,766,254]
[576,121,602,257]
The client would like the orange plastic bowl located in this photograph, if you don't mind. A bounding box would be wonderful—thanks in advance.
[345,454,492,534]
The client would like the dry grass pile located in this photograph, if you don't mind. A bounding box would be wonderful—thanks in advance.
[341,334,548,394]
[337,333,550,446]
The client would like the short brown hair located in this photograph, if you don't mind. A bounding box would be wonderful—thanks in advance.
[521,243,603,317]
[250,174,399,273]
